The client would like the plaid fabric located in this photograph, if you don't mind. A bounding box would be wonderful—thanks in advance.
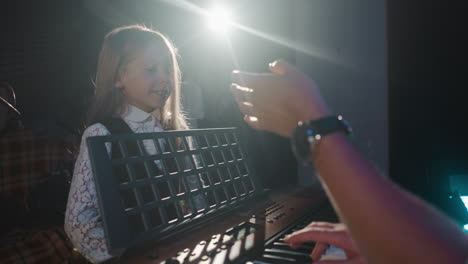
[0,131,75,198]
[0,131,84,263]
[0,227,89,264]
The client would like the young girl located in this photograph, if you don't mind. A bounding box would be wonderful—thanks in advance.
[64,25,202,263]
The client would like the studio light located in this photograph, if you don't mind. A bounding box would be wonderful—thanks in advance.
[206,6,232,33]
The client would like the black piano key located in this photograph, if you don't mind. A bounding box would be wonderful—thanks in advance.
[277,236,316,249]
[259,254,297,263]
[302,242,316,248]
[265,248,311,258]
[271,241,314,254]
[263,248,312,263]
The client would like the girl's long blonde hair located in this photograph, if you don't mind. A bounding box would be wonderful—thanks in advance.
[87,25,188,131]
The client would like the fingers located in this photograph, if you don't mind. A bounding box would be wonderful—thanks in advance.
[284,228,347,251]
[230,83,243,104]
[269,59,297,75]
[311,242,329,261]
[231,70,250,87]
[230,83,252,96]
[230,84,252,105]
[231,68,279,89]
[232,60,296,85]
[230,84,255,116]
[243,115,262,130]
[231,84,267,132]
[314,256,367,264]
[307,221,339,229]
[238,101,254,116]
[284,228,325,245]
[231,70,261,87]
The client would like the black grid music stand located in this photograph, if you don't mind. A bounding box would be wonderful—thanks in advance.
[87,128,262,255]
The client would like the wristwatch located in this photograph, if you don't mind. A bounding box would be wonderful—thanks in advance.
[291,115,352,165]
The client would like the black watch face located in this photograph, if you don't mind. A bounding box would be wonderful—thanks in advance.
[292,116,351,165]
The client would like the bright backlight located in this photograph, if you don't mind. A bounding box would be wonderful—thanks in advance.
[206,6,232,32]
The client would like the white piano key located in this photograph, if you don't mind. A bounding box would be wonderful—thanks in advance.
[320,245,347,261]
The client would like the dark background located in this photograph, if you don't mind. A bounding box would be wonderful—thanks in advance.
[1,0,467,223]
[387,1,468,223]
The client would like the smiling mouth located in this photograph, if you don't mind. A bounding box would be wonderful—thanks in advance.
[151,90,170,96]
[152,84,171,96]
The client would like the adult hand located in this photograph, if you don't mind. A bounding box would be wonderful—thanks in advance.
[230,59,331,137]
[284,222,367,264]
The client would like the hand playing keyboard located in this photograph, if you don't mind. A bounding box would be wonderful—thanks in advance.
[284,222,368,264]
[320,245,347,261]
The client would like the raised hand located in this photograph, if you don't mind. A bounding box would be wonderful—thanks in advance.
[230,59,331,137]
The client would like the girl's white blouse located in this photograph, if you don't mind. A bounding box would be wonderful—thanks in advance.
[64,106,204,263]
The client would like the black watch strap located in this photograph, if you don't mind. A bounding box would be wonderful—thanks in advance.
[291,115,352,165]
[305,115,351,137]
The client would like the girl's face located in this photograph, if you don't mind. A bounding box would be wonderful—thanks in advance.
[118,42,173,113]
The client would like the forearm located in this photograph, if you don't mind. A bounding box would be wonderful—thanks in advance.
[64,210,111,263]
[64,126,114,263]
[313,133,468,264]
[65,167,112,263]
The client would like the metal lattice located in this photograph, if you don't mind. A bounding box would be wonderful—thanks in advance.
[86,128,262,255]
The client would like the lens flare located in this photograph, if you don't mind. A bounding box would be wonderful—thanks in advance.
[206,6,232,32]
